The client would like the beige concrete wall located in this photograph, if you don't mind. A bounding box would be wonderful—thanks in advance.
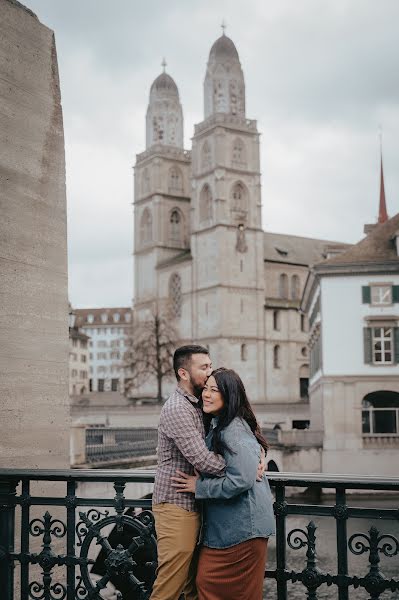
[0,0,70,468]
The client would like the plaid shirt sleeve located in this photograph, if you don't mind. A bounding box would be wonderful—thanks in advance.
[162,401,226,476]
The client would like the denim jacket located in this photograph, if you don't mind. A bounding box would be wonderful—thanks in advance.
[195,417,275,549]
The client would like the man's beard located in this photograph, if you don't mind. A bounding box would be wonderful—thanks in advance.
[188,373,206,398]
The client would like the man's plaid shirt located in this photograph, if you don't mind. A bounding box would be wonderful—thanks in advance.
[152,386,226,512]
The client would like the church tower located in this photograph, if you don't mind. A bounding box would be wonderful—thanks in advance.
[191,32,266,400]
[133,64,191,317]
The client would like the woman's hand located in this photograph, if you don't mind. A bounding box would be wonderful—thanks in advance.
[171,469,200,493]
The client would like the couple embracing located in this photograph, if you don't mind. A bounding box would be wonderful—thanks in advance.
[150,345,275,600]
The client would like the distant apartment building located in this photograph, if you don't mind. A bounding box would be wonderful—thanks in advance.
[74,308,132,393]
[69,326,90,395]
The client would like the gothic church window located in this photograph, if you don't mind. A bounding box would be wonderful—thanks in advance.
[273,310,280,331]
[200,184,213,223]
[232,138,246,166]
[140,208,152,245]
[169,273,182,318]
[169,209,183,245]
[201,141,212,171]
[231,182,248,215]
[153,115,164,142]
[168,166,183,193]
[291,275,300,300]
[241,343,248,361]
[279,274,289,299]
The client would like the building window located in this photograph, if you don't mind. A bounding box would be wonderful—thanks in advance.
[87,314,94,324]
[81,355,87,363]
[169,273,182,318]
[170,209,183,245]
[362,391,399,435]
[273,310,280,331]
[111,379,119,392]
[364,326,398,365]
[201,140,211,170]
[291,275,300,300]
[279,274,288,299]
[231,182,248,216]
[98,379,105,392]
[292,420,310,429]
[199,184,212,223]
[363,284,399,305]
[113,313,120,322]
[72,339,78,348]
[241,343,248,361]
[232,137,246,166]
[300,313,306,332]
[97,340,107,348]
[301,347,307,357]
[168,166,183,193]
[300,378,309,398]
[125,312,131,323]
[101,313,108,324]
[140,207,153,244]
[273,345,280,369]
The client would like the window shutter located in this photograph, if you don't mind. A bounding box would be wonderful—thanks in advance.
[362,286,371,303]
[363,327,372,364]
[392,286,399,303]
[394,328,399,364]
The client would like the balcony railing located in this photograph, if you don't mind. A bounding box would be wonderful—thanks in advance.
[0,469,398,599]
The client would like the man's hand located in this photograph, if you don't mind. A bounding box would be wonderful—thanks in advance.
[256,446,266,481]
[171,469,200,494]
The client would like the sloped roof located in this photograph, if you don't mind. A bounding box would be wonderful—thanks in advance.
[209,34,240,62]
[74,307,132,328]
[318,213,399,267]
[264,231,349,266]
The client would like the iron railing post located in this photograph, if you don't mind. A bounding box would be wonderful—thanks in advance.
[0,476,19,600]
[274,484,287,600]
[335,486,349,600]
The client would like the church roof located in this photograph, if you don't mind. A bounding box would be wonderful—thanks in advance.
[209,34,239,62]
[264,231,349,266]
[150,72,179,97]
[317,212,399,268]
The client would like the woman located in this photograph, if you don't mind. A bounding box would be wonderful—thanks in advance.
[171,368,275,600]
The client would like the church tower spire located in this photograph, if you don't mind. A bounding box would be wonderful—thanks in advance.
[378,152,388,224]
[203,31,245,118]
[146,64,184,149]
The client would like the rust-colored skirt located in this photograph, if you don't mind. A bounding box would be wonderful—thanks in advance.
[196,537,268,600]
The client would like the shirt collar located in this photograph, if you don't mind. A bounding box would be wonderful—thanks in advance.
[211,416,219,429]
[177,385,200,405]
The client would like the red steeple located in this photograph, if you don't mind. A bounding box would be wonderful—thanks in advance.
[378,154,388,223]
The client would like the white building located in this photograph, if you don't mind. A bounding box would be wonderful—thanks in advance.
[132,31,347,405]
[302,212,399,476]
[69,326,90,396]
[74,308,132,393]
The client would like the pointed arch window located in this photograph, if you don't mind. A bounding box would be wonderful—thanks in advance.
[279,274,289,299]
[201,141,212,171]
[232,138,246,166]
[291,275,300,300]
[141,168,150,195]
[168,166,183,193]
[200,184,213,223]
[140,208,152,245]
[231,182,248,216]
[169,209,183,245]
[169,273,182,318]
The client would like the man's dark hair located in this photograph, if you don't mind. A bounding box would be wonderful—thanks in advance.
[173,345,209,380]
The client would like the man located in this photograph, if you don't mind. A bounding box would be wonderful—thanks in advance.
[150,345,265,600]
[150,345,224,600]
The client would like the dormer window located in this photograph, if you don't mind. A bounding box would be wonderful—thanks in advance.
[87,314,94,324]
[113,313,120,323]
[101,313,108,323]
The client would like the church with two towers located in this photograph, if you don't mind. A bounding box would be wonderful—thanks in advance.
[132,31,344,409]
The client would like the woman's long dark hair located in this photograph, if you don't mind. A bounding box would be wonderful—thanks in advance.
[206,368,268,456]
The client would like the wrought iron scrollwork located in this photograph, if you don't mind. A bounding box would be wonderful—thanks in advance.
[349,526,399,599]
[77,508,157,600]
[287,521,334,599]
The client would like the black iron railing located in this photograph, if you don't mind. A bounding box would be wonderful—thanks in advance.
[0,469,398,599]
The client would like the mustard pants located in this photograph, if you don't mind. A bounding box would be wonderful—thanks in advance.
[150,503,200,600]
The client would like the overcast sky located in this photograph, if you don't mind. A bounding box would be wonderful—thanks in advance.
[26,0,399,308]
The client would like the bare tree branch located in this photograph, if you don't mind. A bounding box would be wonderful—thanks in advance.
[123,310,179,403]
